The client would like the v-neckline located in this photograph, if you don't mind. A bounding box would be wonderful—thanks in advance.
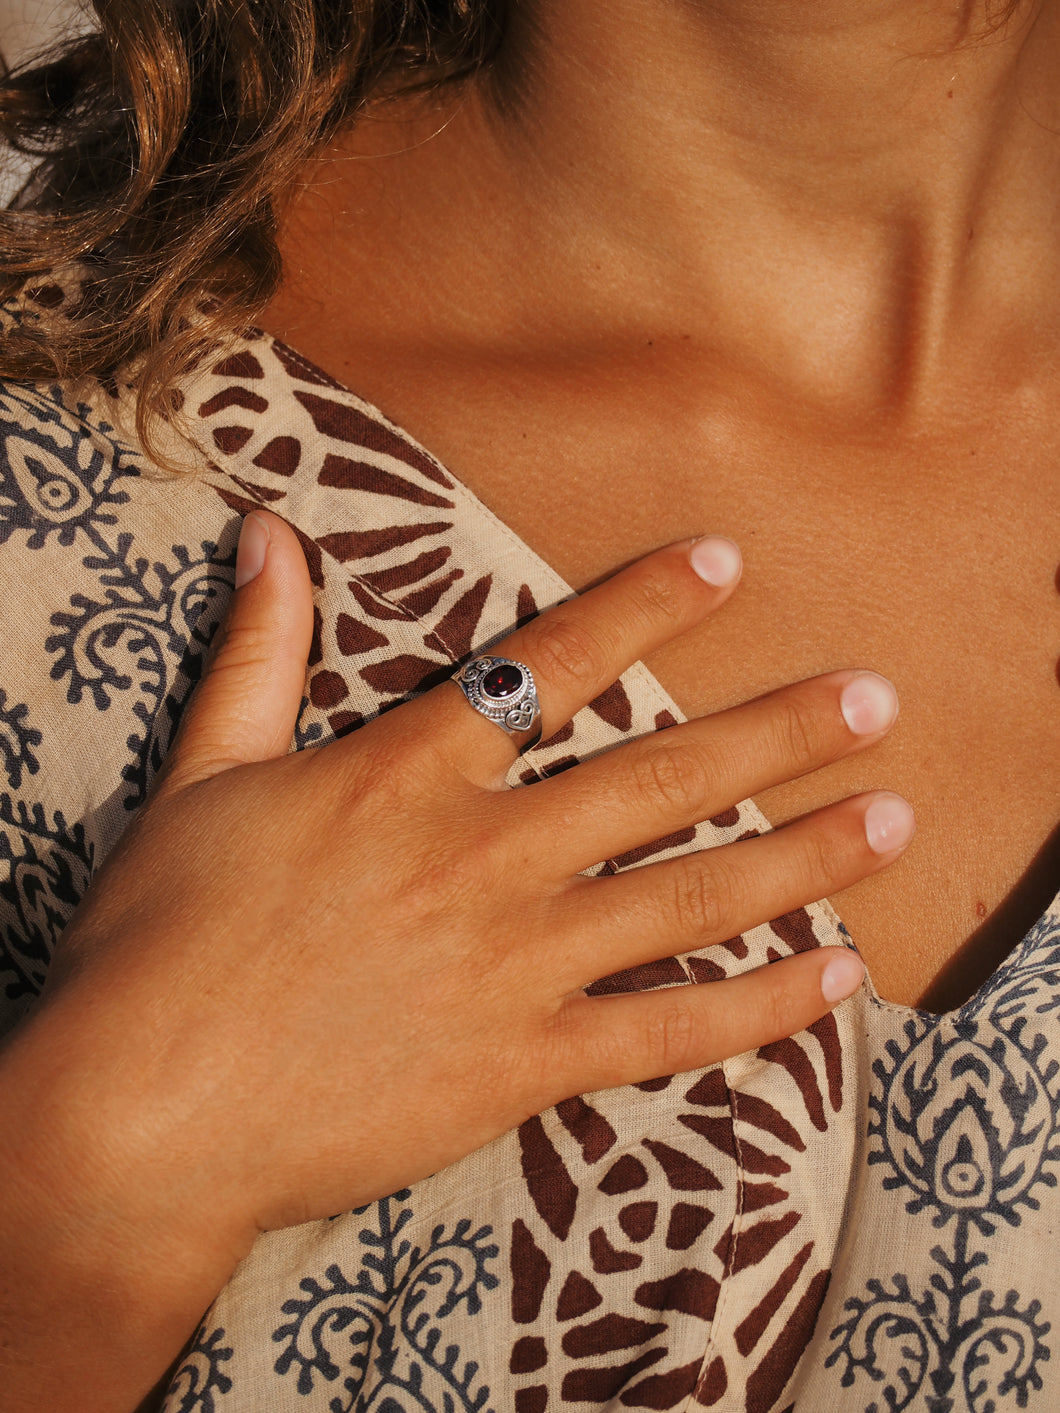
[228,328,1060,1024]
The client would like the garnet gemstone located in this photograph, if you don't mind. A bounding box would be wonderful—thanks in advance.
[482,663,524,699]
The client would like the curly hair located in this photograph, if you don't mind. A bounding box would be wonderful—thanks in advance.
[0,1,504,438]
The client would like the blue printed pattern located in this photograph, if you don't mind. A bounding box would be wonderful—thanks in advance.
[828,912,1060,1411]
[269,1192,500,1412]
[0,381,234,1008]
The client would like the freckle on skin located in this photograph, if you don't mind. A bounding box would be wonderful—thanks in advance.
[976,900,987,919]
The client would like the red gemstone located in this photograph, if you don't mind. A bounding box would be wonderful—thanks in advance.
[482,663,524,699]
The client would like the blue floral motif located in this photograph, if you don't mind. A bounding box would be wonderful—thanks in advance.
[0,689,42,791]
[0,383,134,549]
[827,911,1060,1411]
[44,534,237,808]
[0,794,93,1007]
[163,1322,235,1412]
[272,1191,499,1412]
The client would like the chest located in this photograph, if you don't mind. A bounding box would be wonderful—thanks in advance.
[261,321,1060,1008]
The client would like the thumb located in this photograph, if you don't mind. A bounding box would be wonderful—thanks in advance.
[157,510,315,795]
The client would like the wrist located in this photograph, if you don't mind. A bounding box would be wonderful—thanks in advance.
[0,999,250,1413]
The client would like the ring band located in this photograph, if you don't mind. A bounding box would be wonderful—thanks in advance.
[454,655,542,753]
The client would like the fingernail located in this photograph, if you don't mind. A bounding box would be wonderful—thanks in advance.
[689,536,742,586]
[864,792,916,854]
[821,950,865,1004]
[840,672,898,735]
[235,512,269,589]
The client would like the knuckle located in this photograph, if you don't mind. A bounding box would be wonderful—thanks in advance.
[644,997,699,1076]
[756,968,802,1040]
[672,854,736,938]
[797,826,843,893]
[521,613,611,691]
[628,564,687,629]
[629,740,711,817]
[768,696,824,774]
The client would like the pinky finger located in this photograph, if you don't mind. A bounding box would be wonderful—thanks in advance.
[549,947,865,1095]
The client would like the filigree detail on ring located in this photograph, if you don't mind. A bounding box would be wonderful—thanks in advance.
[455,655,541,744]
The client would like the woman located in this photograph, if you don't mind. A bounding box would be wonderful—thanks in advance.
[0,1,1057,1409]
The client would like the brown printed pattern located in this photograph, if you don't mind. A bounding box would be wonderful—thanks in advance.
[172,330,857,1410]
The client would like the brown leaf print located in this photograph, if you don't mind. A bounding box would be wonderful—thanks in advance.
[635,1268,720,1321]
[211,350,264,378]
[598,1155,649,1196]
[769,909,819,953]
[400,569,465,619]
[561,1314,668,1358]
[272,339,347,388]
[681,1116,791,1176]
[686,956,727,983]
[335,613,389,656]
[517,582,539,626]
[309,670,348,709]
[755,1037,827,1132]
[560,1350,666,1405]
[729,1211,802,1275]
[327,710,364,738]
[589,1227,642,1274]
[228,474,285,503]
[693,1356,728,1406]
[741,1182,789,1213]
[555,1096,618,1165]
[515,1389,548,1413]
[620,1358,702,1410]
[588,679,634,732]
[317,522,451,562]
[511,1218,552,1323]
[743,1268,830,1413]
[359,547,453,593]
[610,828,697,870]
[199,387,269,416]
[684,1068,728,1108]
[556,1271,603,1321]
[732,1093,807,1152]
[511,1336,549,1374]
[252,435,301,475]
[423,572,493,659]
[318,452,454,509]
[308,605,323,667]
[212,425,254,454]
[734,1241,814,1356]
[519,1115,579,1242]
[806,1011,844,1112]
[348,579,417,622]
[618,1201,658,1242]
[293,390,454,487]
[665,1203,715,1250]
[586,956,689,997]
[535,721,576,749]
[642,1139,724,1192]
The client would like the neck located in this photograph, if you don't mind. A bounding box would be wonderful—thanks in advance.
[283,0,1060,424]
[473,0,1060,414]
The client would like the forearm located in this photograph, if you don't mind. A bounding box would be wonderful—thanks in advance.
[0,1003,245,1413]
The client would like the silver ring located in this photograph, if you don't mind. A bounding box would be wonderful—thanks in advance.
[454,655,542,753]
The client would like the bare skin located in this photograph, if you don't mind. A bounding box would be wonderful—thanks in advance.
[266,0,1060,1010]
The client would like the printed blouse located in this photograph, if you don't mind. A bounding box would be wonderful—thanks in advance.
[2,278,1059,1412]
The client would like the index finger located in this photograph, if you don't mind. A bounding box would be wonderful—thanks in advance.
[437,535,743,785]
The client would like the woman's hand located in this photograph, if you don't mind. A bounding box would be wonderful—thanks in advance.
[0,511,910,1412]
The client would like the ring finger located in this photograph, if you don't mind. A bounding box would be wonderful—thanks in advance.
[549,790,914,992]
